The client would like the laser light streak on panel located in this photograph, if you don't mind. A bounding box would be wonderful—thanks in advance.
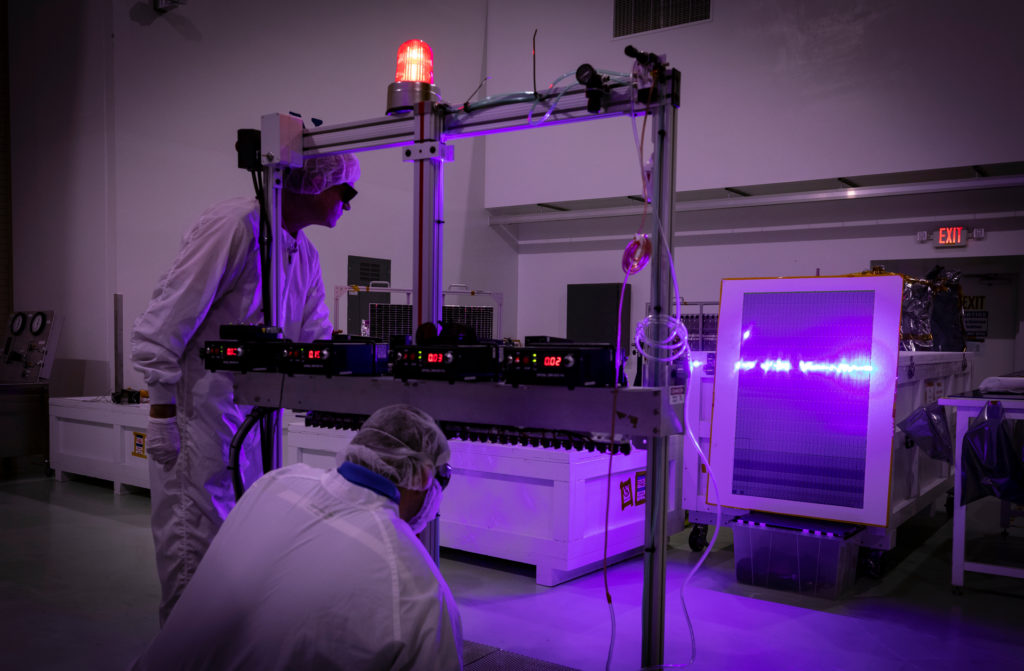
[798,359,873,376]
[733,357,873,379]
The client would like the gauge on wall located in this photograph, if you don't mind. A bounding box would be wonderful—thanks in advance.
[29,312,47,336]
[10,312,27,336]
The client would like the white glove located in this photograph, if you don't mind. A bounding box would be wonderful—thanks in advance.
[147,416,181,467]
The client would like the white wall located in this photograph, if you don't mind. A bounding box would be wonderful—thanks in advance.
[8,1,1024,395]
[484,0,1024,207]
[517,229,1024,344]
[9,1,115,393]
[10,0,513,394]
[497,0,1024,367]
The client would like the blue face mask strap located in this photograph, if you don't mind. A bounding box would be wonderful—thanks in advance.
[338,462,401,505]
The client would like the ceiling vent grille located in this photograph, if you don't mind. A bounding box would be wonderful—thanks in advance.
[614,0,711,37]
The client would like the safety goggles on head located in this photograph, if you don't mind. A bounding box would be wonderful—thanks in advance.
[436,462,452,490]
[338,182,357,205]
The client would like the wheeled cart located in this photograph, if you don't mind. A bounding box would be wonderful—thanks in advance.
[682,350,973,572]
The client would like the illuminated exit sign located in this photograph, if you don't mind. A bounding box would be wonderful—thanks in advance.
[934,225,967,248]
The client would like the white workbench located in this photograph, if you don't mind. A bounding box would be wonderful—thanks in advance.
[938,395,1024,591]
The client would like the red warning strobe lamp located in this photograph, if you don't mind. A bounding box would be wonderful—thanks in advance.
[386,39,441,114]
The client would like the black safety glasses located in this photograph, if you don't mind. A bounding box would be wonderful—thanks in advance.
[436,462,452,490]
[338,182,357,205]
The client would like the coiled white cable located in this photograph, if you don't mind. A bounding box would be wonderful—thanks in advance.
[635,313,689,364]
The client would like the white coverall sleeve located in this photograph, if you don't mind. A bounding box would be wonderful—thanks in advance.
[131,211,255,404]
[299,245,333,342]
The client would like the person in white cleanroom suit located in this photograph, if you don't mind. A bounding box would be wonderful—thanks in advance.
[130,152,359,625]
[130,404,463,671]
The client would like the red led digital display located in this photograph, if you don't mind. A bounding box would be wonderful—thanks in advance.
[308,350,321,360]
[427,352,444,364]
[543,356,562,367]
[226,347,240,358]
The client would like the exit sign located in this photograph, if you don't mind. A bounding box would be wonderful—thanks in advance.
[934,226,967,248]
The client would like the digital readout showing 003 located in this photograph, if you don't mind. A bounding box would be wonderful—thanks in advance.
[427,352,444,364]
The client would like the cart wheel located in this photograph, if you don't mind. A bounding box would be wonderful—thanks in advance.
[864,549,886,579]
[688,524,708,552]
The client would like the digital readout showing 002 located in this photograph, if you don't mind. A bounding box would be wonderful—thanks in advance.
[542,355,562,367]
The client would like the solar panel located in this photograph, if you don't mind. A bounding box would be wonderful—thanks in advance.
[708,275,902,526]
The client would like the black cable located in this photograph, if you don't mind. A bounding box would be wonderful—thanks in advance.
[532,29,538,99]
[259,409,276,480]
[461,76,491,112]
[229,406,271,501]
[252,168,274,328]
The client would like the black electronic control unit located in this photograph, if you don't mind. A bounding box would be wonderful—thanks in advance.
[279,337,389,376]
[200,339,283,373]
[392,343,500,382]
[502,344,616,388]
[201,324,283,373]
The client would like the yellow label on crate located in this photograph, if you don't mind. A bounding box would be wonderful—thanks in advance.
[620,478,633,510]
[131,432,147,459]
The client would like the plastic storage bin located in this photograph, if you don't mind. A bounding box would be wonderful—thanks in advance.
[731,514,861,598]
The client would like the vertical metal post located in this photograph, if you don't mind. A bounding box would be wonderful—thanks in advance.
[264,164,286,469]
[113,293,124,394]
[640,73,678,669]
[410,100,448,562]
[412,101,445,328]
[260,112,303,472]
[264,164,286,333]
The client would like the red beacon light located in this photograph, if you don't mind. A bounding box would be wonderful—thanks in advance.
[386,39,440,115]
[395,39,433,84]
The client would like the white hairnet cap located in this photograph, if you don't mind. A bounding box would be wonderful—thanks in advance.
[282,153,360,195]
[343,405,449,491]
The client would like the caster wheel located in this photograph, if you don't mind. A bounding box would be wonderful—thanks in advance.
[688,524,709,552]
[864,549,886,579]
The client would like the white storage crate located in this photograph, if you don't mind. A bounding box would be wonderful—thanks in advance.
[46,397,688,584]
[49,397,150,493]
[286,420,684,586]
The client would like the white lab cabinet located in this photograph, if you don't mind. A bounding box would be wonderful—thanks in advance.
[49,397,150,493]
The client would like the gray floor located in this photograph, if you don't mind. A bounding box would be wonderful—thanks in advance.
[2,466,1023,671]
